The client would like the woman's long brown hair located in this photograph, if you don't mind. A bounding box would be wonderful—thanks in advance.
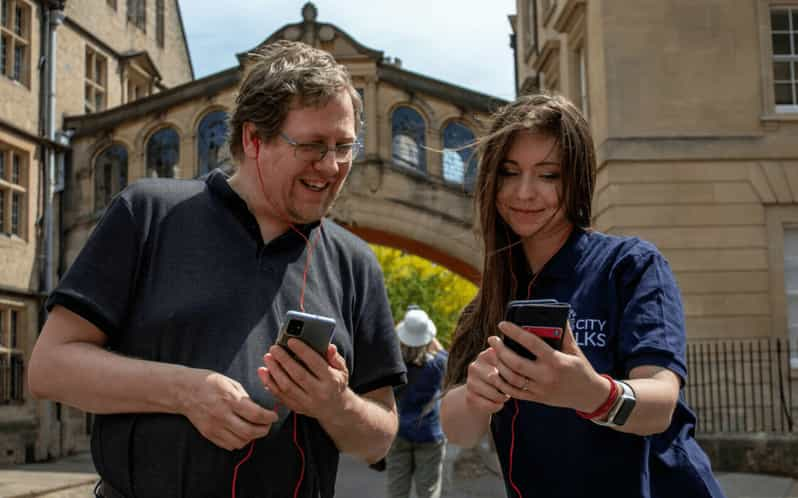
[444,94,597,388]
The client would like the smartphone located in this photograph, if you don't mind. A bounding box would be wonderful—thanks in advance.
[276,310,336,359]
[503,299,571,360]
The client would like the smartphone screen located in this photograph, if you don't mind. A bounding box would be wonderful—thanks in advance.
[503,300,570,360]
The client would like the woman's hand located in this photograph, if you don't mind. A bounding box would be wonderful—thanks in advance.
[462,346,512,415]
[488,321,610,413]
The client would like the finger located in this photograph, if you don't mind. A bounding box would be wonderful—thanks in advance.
[488,336,542,380]
[326,344,347,371]
[469,360,514,400]
[495,359,529,390]
[225,410,272,442]
[263,352,308,400]
[285,339,329,377]
[561,322,584,359]
[496,322,554,362]
[465,387,507,413]
[260,367,302,413]
[209,427,249,451]
[477,344,500,366]
[232,395,279,426]
[469,375,510,404]
[271,345,322,396]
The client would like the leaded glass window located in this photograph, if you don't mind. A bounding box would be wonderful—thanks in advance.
[197,111,229,177]
[95,144,128,211]
[391,106,426,172]
[147,128,180,178]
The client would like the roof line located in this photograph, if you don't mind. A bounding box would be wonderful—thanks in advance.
[64,67,240,137]
[377,64,507,114]
[175,0,195,79]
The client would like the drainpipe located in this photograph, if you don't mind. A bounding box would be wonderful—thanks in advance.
[39,1,65,461]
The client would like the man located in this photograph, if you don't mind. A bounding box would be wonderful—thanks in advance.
[28,41,406,498]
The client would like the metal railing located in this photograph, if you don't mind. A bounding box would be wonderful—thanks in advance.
[685,338,794,433]
[0,352,25,404]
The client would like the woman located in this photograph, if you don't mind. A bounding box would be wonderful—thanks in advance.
[440,94,725,498]
[386,306,448,498]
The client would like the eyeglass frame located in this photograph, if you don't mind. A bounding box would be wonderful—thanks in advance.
[279,132,361,163]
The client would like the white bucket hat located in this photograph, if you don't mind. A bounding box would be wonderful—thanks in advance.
[396,308,436,347]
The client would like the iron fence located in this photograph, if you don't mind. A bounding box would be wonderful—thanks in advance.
[685,338,794,434]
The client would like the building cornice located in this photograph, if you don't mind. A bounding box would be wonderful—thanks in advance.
[64,67,240,137]
[0,117,69,151]
[377,64,506,114]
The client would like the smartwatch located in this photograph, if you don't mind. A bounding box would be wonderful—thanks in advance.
[593,380,636,427]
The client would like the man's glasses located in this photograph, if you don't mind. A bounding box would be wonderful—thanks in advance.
[279,132,360,163]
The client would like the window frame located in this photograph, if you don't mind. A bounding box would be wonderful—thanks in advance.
[0,302,25,405]
[390,105,428,174]
[0,144,27,240]
[759,1,798,118]
[0,0,30,87]
[155,0,164,47]
[93,143,129,212]
[441,120,478,190]
[127,0,146,31]
[84,45,108,114]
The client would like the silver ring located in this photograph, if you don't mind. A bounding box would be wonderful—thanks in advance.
[522,377,530,391]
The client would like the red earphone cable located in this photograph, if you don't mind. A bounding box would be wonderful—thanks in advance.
[230,136,329,497]
[503,224,569,498]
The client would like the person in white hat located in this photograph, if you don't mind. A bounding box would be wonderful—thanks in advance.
[385,305,448,498]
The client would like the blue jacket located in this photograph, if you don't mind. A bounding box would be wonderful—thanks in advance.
[396,350,448,443]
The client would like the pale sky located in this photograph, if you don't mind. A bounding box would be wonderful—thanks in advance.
[180,0,518,101]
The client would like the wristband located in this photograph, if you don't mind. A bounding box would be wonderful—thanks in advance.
[575,374,618,420]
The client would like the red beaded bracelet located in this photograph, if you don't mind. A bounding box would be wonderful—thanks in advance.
[575,374,618,420]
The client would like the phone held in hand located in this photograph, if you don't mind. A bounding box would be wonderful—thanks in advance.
[276,310,336,358]
[503,299,571,360]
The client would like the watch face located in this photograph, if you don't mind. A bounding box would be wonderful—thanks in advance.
[612,398,636,425]
[612,392,636,425]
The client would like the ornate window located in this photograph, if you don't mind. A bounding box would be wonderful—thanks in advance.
[0,0,30,86]
[391,106,426,172]
[0,303,24,404]
[146,128,180,178]
[94,144,128,211]
[0,143,26,239]
[197,111,229,177]
[442,122,477,190]
[772,7,798,112]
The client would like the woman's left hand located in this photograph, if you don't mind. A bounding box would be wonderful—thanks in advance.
[487,321,610,412]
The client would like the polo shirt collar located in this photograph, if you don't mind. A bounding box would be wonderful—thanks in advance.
[205,168,321,244]
[541,226,588,279]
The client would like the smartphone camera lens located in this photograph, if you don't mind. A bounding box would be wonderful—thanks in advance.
[287,320,303,337]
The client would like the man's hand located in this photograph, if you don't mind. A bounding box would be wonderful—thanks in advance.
[181,370,279,451]
[257,339,350,419]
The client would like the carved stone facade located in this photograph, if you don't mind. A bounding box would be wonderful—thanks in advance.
[0,0,193,463]
[510,0,798,343]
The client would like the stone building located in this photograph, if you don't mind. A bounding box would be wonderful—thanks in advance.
[0,1,502,463]
[0,0,193,463]
[510,0,798,473]
[510,0,798,345]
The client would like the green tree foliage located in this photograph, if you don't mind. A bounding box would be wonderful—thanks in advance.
[371,244,478,349]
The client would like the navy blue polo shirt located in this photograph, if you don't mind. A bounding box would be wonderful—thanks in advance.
[46,169,406,498]
[491,228,725,498]
[396,350,447,443]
